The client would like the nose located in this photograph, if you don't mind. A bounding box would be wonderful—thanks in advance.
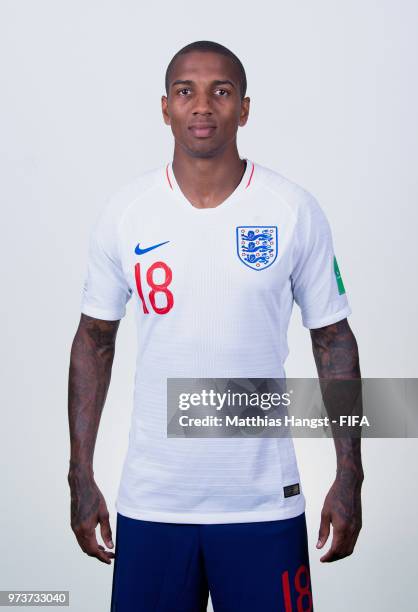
[192,91,213,115]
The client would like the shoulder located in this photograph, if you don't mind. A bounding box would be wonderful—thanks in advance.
[252,160,323,221]
[100,165,163,227]
[89,165,163,251]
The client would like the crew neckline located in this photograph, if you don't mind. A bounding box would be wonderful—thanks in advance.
[165,158,255,214]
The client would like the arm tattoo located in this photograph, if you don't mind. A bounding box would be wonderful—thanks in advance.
[310,318,364,484]
[67,314,120,523]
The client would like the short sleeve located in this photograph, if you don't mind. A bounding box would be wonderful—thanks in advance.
[80,199,132,321]
[290,194,352,329]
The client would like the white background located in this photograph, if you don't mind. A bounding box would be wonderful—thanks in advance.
[1,1,417,610]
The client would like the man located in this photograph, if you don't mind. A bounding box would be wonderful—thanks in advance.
[68,40,364,611]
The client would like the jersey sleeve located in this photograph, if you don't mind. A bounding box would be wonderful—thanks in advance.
[80,199,132,321]
[290,194,352,329]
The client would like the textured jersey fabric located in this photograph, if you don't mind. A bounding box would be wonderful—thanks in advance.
[80,158,352,524]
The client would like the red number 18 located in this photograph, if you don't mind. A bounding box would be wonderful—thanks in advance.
[134,260,174,315]
[282,565,313,611]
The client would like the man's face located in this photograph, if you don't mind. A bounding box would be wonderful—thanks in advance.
[162,51,250,158]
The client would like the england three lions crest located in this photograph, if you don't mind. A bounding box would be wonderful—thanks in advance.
[236,226,278,270]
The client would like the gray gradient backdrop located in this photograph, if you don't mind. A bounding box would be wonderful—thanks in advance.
[1,1,417,610]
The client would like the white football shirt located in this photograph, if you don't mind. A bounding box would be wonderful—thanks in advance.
[80,158,352,524]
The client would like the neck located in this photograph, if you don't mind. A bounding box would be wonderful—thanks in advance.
[171,144,246,209]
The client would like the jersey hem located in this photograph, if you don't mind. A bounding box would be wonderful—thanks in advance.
[114,499,306,525]
[303,305,352,330]
[80,304,125,321]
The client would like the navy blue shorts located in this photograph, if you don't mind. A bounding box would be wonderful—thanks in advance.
[110,512,313,611]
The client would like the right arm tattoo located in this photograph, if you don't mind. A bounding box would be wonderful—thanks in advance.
[67,314,119,516]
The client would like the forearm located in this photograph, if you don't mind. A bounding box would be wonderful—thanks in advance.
[310,319,364,480]
[67,314,119,479]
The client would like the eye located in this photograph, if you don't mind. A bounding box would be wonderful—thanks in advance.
[215,88,229,96]
[177,88,191,96]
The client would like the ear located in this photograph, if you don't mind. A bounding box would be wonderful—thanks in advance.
[239,97,250,127]
[161,95,171,125]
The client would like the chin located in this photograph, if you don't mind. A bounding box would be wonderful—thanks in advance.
[185,142,225,159]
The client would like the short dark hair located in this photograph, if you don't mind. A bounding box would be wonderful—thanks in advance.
[165,40,247,100]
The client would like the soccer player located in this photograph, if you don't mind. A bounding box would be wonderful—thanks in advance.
[68,40,364,611]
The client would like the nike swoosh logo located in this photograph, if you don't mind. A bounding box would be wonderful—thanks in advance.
[134,240,170,255]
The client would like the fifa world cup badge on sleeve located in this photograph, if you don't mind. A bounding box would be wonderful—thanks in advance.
[333,255,346,295]
[236,226,278,270]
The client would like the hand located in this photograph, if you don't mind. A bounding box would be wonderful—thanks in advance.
[316,471,363,562]
[68,468,115,564]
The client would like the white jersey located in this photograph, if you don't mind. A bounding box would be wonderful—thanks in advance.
[80,158,351,524]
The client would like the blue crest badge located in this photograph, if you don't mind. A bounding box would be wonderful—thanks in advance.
[236,226,278,270]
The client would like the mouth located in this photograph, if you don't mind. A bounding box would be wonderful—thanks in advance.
[188,125,217,138]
